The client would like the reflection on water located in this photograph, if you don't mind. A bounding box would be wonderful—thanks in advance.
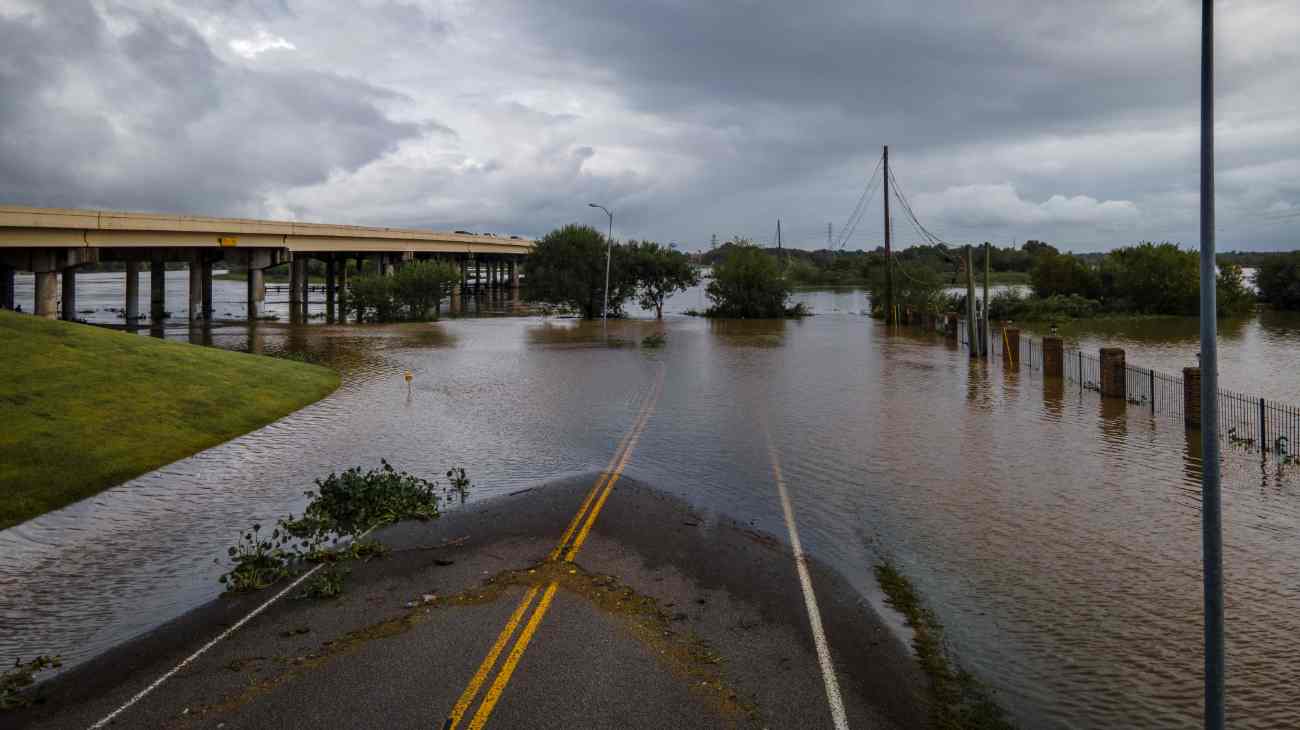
[2,284,1300,728]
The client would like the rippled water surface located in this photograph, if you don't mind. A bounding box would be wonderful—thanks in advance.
[3,278,1300,728]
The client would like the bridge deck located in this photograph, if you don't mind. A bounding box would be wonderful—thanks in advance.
[0,205,533,255]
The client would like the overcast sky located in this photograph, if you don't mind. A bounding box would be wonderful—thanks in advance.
[1,0,1297,252]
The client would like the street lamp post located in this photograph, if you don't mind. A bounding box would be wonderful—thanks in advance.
[589,203,613,325]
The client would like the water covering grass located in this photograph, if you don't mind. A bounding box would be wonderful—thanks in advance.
[0,311,340,529]
[875,562,1015,730]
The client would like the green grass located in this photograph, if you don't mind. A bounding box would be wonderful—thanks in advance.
[0,311,340,529]
[875,562,1015,729]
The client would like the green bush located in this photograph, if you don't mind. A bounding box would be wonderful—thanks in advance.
[1254,252,1300,310]
[346,260,458,322]
[1031,251,1101,300]
[705,245,802,318]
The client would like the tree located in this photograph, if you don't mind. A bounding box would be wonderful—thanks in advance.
[705,244,798,318]
[629,241,699,319]
[1031,251,1100,300]
[394,260,459,320]
[525,224,636,318]
[345,259,458,322]
[1254,252,1300,310]
[1104,242,1198,314]
[1215,263,1256,316]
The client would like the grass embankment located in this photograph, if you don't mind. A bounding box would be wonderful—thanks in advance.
[875,562,1014,730]
[0,311,340,529]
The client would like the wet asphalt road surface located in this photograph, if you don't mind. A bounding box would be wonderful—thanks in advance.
[4,476,929,729]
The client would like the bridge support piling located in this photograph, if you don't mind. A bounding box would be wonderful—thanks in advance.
[34,271,57,318]
[201,256,213,321]
[338,258,350,322]
[125,261,140,321]
[510,259,519,290]
[0,264,14,310]
[247,268,264,320]
[60,267,77,321]
[189,251,204,322]
[289,256,303,321]
[150,251,166,322]
[325,256,336,323]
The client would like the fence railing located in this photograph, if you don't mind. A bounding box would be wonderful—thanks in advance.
[929,317,1299,460]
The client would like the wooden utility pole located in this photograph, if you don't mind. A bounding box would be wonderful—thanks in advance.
[827,222,832,248]
[983,241,991,357]
[883,146,893,325]
[966,244,978,358]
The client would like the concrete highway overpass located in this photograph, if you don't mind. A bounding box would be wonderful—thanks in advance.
[0,206,533,321]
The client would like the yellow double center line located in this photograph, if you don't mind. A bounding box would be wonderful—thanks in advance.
[445,370,664,730]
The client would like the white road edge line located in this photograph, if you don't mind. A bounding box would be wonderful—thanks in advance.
[767,432,851,730]
[89,525,377,729]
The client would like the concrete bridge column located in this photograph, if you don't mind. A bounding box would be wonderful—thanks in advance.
[189,251,204,322]
[0,264,14,310]
[338,258,350,322]
[460,256,469,292]
[510,259,519,289]
[34,271,57,318]
[124,261,140,321]
[325,256,337,323]
[247,268,265,320]
[150,251,166,322]
[61,267,78,321]
[383,256,396,276]
[289,256,304,321]
[201,256,214,321]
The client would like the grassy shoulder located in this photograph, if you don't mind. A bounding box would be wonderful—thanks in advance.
[0,311,340,529]
[875,562,1014,729]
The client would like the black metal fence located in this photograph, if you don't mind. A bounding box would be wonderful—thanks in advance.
[949,320,1300,460]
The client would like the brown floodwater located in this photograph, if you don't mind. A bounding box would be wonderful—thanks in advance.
[3,277,1300,728]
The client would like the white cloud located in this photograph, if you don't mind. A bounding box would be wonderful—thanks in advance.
[228,29,295,59]
[914,184,1139,229]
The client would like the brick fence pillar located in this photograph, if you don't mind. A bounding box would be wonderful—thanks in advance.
[1184,367,1202,428]
[1042,336,1063,377]
[1100,347,1126,399]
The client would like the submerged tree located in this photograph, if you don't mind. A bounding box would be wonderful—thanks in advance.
[705,244,802,318]
[629,241,699,319]
[525,224,636,318]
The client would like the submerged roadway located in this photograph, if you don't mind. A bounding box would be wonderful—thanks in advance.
[4,375,929,730]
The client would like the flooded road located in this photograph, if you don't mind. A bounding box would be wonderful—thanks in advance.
[3,277,1300,728]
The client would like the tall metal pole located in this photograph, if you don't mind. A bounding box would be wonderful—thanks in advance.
[965,245,977,358]
[589,203,614,325]
[827,222,832,248]
[1198,1,1224,728]
[983,241,991,357]
[882,146,893,325]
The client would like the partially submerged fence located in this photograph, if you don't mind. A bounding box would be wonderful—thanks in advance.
[942,316,1300,459]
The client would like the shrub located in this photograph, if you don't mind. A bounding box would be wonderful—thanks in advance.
[706,245,801,318]
[346,260,458,322]
[1254,252,1300,310]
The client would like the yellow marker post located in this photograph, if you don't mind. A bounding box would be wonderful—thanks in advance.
[403,369,413,395]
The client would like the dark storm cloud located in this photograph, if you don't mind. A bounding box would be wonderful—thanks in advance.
[1,1,1297,250]
[0,1,423,215]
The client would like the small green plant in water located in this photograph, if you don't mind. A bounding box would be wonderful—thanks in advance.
[1,656,62,711]
[220,524,293,592]
[641,332,667,348]
[219,461,470,598]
